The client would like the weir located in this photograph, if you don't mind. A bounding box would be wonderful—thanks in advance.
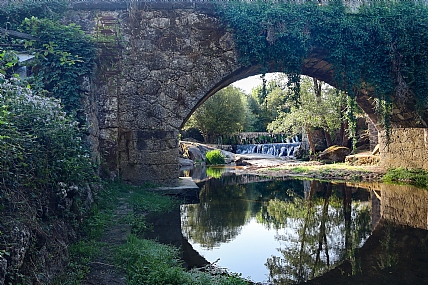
[235,139,301,157]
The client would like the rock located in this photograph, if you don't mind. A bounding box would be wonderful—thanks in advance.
[319,145,351,163]
[185,146,204,162]
[179,158,194,167]
[345,154,380,166]
[234,156,249,166]
[220,150,235,164]
[309,129,327,151]
[9,225,31,270]
[293,145,309,160]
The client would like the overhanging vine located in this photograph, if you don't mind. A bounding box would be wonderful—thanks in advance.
[216,0,428,129]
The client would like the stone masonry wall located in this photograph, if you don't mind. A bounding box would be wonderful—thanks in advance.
[379,128,428,170]
[116,3,241,185]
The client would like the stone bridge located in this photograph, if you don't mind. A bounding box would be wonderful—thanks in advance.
[67,0,428,185]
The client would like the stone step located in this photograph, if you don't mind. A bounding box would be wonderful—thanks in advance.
[345,154,380,166]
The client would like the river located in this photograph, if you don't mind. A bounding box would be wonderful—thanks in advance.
[149,170,428,284]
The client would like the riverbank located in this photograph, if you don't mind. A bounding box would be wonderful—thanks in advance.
[55,182,250,285]
[230,153,386,183]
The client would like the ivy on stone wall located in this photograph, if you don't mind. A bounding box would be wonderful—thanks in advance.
[0,0,67,30]
[21,16,96,113]
[216,0,428,126]
[1,0,96,114]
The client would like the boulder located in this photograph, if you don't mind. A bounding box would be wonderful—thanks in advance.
[179,158,194,167]
[220,150,235,164]
[185,146,204,162]
[319,145,351,163]
[234,156,250,166]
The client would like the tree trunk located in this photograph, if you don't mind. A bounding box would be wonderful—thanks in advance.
[306,127,316,154]
[323,128,333,147]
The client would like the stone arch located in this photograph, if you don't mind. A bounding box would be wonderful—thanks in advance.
[71,1,428,185]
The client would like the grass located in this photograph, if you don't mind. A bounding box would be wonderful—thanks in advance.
[116,234,248,285]
[383,168,428,189]
[55,181,250,285]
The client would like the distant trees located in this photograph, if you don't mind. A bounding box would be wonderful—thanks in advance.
[184,74,356,149]
[267,76,349,153]
[248,75,288,131]
[184,86,249,143]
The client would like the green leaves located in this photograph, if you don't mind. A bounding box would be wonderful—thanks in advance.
[217,0,428,124]
[20,16,96,113]
[206,150,226,165]
[186,86,248,142]
[0,73,95,196]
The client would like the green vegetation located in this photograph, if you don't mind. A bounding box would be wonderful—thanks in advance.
[0,71,95,195]
[1,2,96,114]
[0,53,97,283]
[206,166,227,178]
[58,182,249,285]
[21,16,96,113]
[247,74,289,132]
[1,2,95,282]
[267,76,358,151]
[185,86,249,143]
[117,235,248,285]
[383,168,428,189]
[206,149,226,165]
[217,0,428,131]
[0,0,67,27]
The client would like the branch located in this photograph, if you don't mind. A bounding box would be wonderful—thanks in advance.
[0,28,39,41]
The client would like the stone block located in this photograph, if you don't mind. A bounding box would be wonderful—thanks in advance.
[379,128,428,170]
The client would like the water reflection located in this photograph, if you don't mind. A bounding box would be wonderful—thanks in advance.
[181,178,373,283]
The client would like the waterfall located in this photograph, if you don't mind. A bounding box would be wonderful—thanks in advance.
[235,137,301,158]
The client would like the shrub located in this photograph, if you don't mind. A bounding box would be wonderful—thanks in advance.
[205,149,225,165]
[0,73,96,206]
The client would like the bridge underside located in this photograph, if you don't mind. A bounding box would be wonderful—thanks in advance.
[69,1,428,185]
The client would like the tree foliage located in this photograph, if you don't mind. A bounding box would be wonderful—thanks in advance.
[267,76,347,141]
[185,86,248,143]
[20,16,96,113]
[0,0,66,30]
[249,73,299,131]
[217,0,428,127]
[0,72,95,204]
[1,1,96,114]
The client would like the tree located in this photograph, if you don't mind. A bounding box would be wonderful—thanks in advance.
[184,86,248,143]
[248,73,299,132]
[267,76,348,153]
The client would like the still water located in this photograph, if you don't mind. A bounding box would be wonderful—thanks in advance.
[179,174,428,284]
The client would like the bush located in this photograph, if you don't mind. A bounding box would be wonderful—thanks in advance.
[205,149,225,165]
[0,73,95,192]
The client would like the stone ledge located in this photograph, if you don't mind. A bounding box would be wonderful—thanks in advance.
[345,154,380,166]
[150,177,199,195]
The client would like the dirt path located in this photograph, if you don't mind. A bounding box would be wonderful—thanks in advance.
[82,198,131,285]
